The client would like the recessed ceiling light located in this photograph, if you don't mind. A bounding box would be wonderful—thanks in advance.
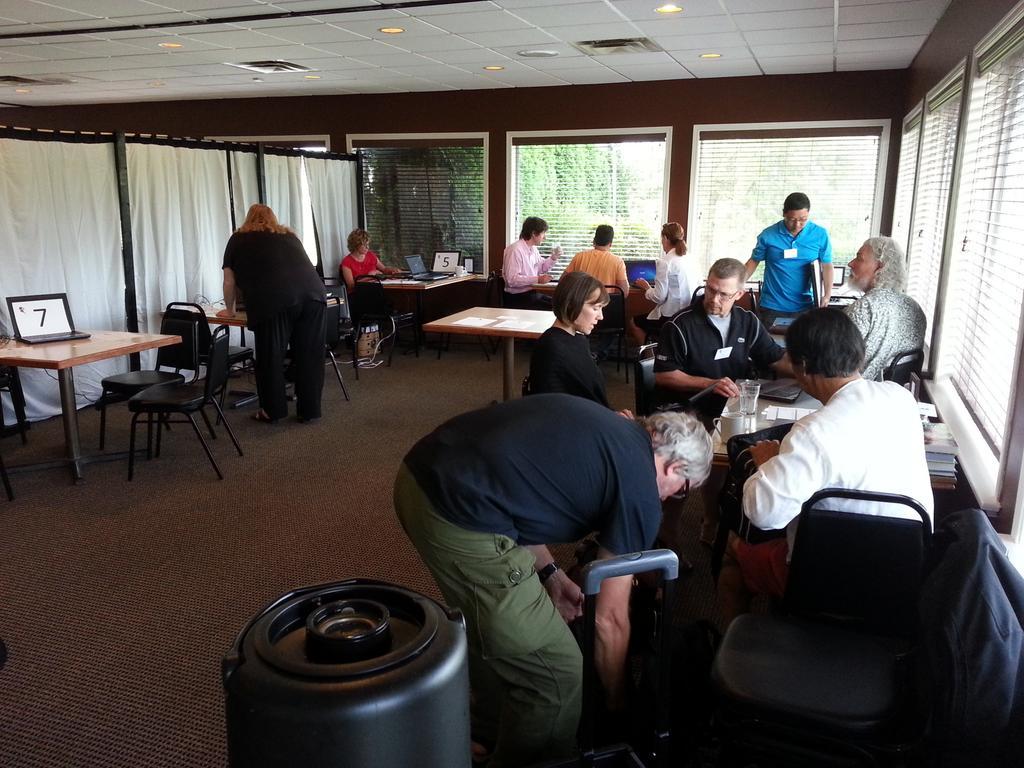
[699,52,722,59]
[14,87,30,93]
[158,41,183,49]
[517,49,559,58]
[483,65,504,71]
[655,4,683,13]
[148,81,165,87]
[379,27,404,34]
[304,74,321,79]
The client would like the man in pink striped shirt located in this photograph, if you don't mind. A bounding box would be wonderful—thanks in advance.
[502,216,561,309]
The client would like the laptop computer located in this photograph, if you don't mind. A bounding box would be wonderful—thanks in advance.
[626,259,657,286]
[432,251,461,273]
[404,254,450,281]
[759,379,803,403]
[6,293,91,344]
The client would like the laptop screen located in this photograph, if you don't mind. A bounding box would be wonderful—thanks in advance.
[832,265,847,287]
[7,293,74,338]
[432,251,460,273]
[625,260,657,285]
[405,254,427,273]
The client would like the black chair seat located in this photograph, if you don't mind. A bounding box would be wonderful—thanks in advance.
[713,614,910,737]
[129,383,206,412]
[102,370,185,395]
[227,345,251,364]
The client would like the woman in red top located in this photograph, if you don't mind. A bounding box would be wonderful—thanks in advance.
[340,229,400,291]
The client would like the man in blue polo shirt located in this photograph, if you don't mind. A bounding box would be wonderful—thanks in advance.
[745,192,833,329]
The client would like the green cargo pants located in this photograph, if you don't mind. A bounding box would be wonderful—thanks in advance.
[394,464,582,768]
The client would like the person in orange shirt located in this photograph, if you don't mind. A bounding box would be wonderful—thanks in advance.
[563,225,629,295]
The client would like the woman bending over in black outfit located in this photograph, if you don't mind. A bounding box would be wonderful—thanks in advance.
[529,271,610,407]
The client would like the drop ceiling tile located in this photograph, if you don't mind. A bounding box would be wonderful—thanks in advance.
[592,51,677,66]
[268,0,382,10]
[348,51,441,67]
[180,29,303,48]
[553,66,628,84]
[249,23,365,45]
[0,2,94,24]
[460,29,558,47]
[406,2,500,15]
[392,34,483,53]
[838,19,935,39]
[330,17,449,38]
[836,35,926,54]
[150,1,265,12]
[415,10,533,34]
[489,41,584,59]
[733,8,835,31]
[41,0,172,16]
[759,53,834,74]
[32,39,163,57]
[496,0,597,8]
[257,55,373,70]
[506,54,604,70]
[478,69,566,86]
[742,25,834,44]
[836,50,916,68]
[426,48,514,65]
[306,9,404,24]
[685,57,763,77]
[510,3,625,28]
[544,22,647,43]
[304,38,404,56]
[839,0,949,25]
[611,0,728,20]
[654,32,748,51]
[724,0,833,11]
[378,63,473,78]
[608,62,696,81]
[632,16,738,37]
[750,40,834,58]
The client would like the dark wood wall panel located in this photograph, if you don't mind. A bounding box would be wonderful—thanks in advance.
[13,70,908,263]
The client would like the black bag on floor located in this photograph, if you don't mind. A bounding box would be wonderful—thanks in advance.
[710,423,794,579]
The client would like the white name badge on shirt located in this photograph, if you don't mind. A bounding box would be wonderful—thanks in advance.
[783,248,798,259]
[714,346,732,360]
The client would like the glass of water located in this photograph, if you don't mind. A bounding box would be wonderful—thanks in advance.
[737,379,761,416]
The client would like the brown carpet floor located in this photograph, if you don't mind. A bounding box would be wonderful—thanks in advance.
[0,340,721,768]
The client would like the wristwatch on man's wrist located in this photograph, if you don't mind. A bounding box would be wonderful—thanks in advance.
[537,562,559,585]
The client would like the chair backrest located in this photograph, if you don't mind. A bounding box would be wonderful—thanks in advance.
[324,300,341,348]
[204,325,232,401]
[883,348,925,387]
[333,282,353,324]
[691,284,705,305]
[485,270,505,308]
[352,275,388,319]
[634,342,658,416]
[596,285,626,331]
[158,305,202,377]
[735,288,758,313]
[785,488,932,637]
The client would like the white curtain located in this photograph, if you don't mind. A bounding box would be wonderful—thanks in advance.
[307,156,359,279]
[230,150,259,227]
[264,153,306,241]
[127,144,232,341]
[0,138,124,422]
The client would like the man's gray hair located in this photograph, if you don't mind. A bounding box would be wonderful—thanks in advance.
[708,257,746,284]
[643,411,713,487]
[863,236,909,292]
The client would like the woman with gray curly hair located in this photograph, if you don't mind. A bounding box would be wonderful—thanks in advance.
[844,236,926,381]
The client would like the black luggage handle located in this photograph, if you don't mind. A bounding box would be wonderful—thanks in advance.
[579,549,678,768]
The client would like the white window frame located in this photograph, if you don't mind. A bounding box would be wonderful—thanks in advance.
[209,134,332,150]
[687,119,891,264]
[505,127,672,246]
[891,106,924,256]
[346,131,489,270]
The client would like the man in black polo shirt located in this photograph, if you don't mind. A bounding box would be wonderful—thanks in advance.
[394,395,712,768]
[655,257,791,422]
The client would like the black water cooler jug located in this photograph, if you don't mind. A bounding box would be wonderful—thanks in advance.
[223,579,470,768]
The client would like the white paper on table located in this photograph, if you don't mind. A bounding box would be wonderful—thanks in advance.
[497,315,519,319]
[493,319,537,330]
[452,316,496,327]
[918,402,938,418]
[763,406,816,421]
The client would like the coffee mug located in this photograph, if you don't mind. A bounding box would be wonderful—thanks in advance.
[715,412,753,442]
[455,266,467,277]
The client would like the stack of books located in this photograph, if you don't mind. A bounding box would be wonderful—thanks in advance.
[923,421,958,488]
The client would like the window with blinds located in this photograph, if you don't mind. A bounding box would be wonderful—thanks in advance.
[691,131,882,278]
[512,138,667,260]
[891,113,922,255]
[357,144,484,269]
[940,30,1024,456]
[906,74,963,347]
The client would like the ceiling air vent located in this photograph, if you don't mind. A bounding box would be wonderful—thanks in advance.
[227,60,311,74]
[573,37,663,56]
[0,76,74,86]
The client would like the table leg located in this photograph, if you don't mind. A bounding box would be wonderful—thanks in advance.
[502,336,516,401]
[58,368,84,482]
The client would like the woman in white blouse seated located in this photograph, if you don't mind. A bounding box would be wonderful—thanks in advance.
[631,222,700,345]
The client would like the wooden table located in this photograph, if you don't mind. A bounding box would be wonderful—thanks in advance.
[382,274,477,347]
[422,307,554,401]
[0,330,181,481]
